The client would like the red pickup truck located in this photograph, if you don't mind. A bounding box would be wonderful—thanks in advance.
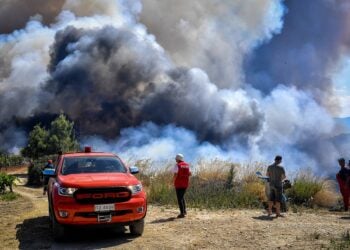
[44,147,147,241]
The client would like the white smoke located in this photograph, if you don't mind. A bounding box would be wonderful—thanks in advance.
[140,0,285,88]
[82,122,232,164]
[0,20,54,121]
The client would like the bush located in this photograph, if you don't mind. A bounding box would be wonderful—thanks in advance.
[27,163,43,186]
[0,173,17,193]
[287,172,324,206]
[312,180,338,208]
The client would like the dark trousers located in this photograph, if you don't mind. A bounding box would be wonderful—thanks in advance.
[175,188,187,215]
[338,180,349,210]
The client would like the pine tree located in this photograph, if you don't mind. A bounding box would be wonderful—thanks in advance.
[47,114,79,154]
[21,124,49,159]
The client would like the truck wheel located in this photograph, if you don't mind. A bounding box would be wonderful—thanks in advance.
[49,204,65,241]
[52,217,65,241]
[129,218,144,236]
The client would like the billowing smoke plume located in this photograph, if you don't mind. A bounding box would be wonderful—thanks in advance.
[245,0,350,108]
[140,0,285,89]
[0,0,65,34]
[0,0,349,173]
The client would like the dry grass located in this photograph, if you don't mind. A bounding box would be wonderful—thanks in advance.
[242,182,266,202]
[134,158,338,209]
[313,180,339,208]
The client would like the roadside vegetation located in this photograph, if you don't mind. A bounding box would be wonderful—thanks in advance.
[0,172,19,201]
[135,159,339,210]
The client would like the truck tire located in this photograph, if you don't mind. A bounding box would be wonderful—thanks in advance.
[52,218,65,241]
[129,218,144,236]
[49,202,65,241]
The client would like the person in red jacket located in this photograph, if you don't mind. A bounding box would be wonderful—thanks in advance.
[336,158,350,211]
[172,154,191,218]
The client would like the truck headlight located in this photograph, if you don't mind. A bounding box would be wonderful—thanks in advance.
[128,184,142,195]
[58,186,77,197]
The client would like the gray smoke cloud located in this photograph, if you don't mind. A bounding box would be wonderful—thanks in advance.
[0,0,64,34]
[0,0,349,174]
[245,0,350,111]
[140,0,285,88]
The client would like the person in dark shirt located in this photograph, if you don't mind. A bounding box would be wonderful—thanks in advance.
[336,158,350,211]
[266,155,286,217]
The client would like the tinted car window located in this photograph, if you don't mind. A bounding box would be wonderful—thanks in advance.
[61,156,127,175]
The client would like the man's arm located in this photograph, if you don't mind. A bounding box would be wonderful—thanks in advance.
[281,168,286,180]
[281,173,286,180]
[266,166,271,177]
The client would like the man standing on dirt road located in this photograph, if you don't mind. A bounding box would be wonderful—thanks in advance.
[266,155,286,218]
[172,154,191,218]
[336,158,350,211]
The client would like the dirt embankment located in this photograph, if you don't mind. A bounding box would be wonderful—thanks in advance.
[1,170,350,249]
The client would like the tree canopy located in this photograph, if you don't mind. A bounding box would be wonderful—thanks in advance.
[21,114,79,159]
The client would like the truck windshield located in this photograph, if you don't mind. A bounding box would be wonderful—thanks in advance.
[61,156,127,175]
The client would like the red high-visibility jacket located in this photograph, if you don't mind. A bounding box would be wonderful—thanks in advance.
[174,161,191,188]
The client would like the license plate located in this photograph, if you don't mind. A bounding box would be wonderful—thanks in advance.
[98,214,112,223]
[94,203,115,212]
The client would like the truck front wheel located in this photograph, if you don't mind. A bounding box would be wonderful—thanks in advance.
[129,218,144,236]
[49,203,65,241]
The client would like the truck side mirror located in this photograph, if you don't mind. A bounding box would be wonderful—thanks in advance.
[129,166,139,174]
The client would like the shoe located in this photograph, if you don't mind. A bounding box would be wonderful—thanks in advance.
[276,214,284,218]
[177,214,185,218]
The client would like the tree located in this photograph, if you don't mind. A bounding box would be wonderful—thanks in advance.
[21,124,49,159]
[21,114,79,158]
[47,114,79,154]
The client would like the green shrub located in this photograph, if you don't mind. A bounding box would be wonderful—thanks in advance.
[27,163,43,186]
[287,174,323,206]
[0,173,17,193]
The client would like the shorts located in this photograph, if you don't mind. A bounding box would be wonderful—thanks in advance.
[269,185,283,202]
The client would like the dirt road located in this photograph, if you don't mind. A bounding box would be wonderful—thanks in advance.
[1,174,350,249]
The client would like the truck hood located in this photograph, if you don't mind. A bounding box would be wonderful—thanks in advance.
[58,173,139,188]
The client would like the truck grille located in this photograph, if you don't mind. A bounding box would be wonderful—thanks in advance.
[74,187,131,204]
